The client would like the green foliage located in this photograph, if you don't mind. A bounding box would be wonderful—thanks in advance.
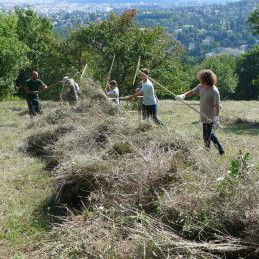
[228,151,250,178]
[15,9,54,69]
[216,151,252,200]
[186,54,238,98]
[3,95,21,101]
[0,12,29,98]
[234,7,259,100]
[0,9,69,99]
[0,5,258,101]
[15,9,69,98]
[12,9,76,100]
[247,8,259,35]
[235,45,259,100]
[64,10,185,96]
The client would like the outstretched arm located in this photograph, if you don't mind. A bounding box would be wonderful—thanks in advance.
[39,84,48,91]
[135,88,143,97]
[185,90,196,98]
[175,89,196,100]
[126,88,143,100]
[104,83,110,94]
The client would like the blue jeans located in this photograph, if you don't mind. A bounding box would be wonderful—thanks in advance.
[26,97,41,115]
[142,104,164,126]
[203,123,224,154]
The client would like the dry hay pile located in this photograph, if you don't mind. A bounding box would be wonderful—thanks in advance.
[23,78,259,258]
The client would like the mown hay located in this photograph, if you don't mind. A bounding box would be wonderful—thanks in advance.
[23,125,74,157]
[44,107,71,125]
[109,140,135,156]
[23,78,259,258]
[53,161,113,209]
[34,208,256,259]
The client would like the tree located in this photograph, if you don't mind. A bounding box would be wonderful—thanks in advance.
[235,45,259,100]
[15,9,70,99]
[247,9,259,35]
[15,9,54,70]
[63,10,185,96]
[233,8,259,100]
[0,12,29,98]
[188,54,238,99]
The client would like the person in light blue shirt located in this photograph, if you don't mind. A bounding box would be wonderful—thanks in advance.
[105,80,120,105]
[135,68,164,126]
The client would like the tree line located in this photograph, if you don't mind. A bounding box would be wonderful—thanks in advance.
[0,8,258,100]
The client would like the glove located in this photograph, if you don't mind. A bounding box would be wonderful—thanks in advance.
[213,116,220,128]
[175,94,185,101]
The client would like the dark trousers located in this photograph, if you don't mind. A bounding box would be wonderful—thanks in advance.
[142,104,164,126]
[203,123,224,154]
[26,97,41,115]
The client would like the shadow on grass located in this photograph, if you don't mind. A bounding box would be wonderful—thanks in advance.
[223,118,259,136]
[32,196,68,231]
[0,124,18,128]
[191,120,200,125]
[18,110,29,116]
[9,107,24,112]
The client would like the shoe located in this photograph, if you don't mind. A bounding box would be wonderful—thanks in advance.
[213,142,225,155]
[219,148,225,155]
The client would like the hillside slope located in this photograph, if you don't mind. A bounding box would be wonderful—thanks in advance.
[0,79,259,257]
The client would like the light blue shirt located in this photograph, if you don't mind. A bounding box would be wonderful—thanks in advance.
[107,87,119,105]
[141,79,157,105]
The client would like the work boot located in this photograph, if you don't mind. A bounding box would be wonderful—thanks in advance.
[211,133,224,155]
[213,143,225,155]
[218,146,225,155]
[218,147,225,155]
[214,143,225,155]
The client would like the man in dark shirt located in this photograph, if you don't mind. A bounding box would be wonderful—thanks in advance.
[25,71,47,118]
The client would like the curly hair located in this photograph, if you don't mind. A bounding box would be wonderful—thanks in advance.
[197,69,217,86]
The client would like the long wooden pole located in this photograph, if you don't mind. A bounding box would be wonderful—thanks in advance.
[133,56,141,86]
[48,81,62,88]
[60,81,65,102]
[133,56,142,120]
[106,54,116,87]
[81,62,88,78]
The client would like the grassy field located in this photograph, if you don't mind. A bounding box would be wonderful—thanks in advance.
[0,98,258,257]
[161,100,259,162]
[0,101,53,257]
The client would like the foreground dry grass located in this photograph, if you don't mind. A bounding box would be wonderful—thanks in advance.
[0,101,52,257]
[0,83,259,258]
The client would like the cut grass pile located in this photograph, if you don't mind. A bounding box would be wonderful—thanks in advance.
[22,80,259,257]
[0,78,259,258]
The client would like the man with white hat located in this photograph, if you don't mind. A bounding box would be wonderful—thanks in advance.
[63,76,80,105]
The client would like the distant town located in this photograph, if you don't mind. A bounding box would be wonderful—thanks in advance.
[0,1,158,15]
[0,0,241,15]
